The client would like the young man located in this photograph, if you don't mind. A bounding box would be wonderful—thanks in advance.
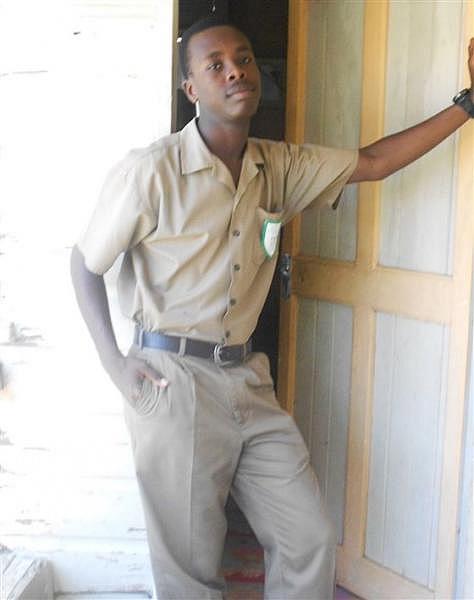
[71,15,474,600]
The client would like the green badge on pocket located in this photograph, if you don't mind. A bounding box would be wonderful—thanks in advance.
[260,218,282,259]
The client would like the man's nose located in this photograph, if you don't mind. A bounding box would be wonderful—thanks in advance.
[227,62,245,81]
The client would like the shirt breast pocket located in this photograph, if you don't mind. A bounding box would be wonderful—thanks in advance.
[252,207,283,265]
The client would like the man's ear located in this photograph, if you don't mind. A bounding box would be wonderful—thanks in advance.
[182,79,198,105]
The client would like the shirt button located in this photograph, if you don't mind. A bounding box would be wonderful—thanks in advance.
[233,264,241,271]
[225,330,231,338]
[230,298,237,306]
[232,229,240,237]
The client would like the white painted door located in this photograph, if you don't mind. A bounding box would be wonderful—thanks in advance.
[279,1,474,598]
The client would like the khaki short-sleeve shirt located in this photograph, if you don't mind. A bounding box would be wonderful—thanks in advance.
[78,118,358,345]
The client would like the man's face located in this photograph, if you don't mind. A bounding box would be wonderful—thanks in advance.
[183,26,261,123]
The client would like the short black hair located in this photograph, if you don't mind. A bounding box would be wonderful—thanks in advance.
[179,15,245,79]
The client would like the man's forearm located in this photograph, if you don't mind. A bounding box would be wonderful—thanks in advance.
[70,245,123,374]
[350,102,470,183]
[364,104,468,181]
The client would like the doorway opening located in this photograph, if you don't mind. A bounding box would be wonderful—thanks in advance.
[176,0,289,383]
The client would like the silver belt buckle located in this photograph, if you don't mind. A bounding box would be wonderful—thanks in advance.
[213,344,233,366]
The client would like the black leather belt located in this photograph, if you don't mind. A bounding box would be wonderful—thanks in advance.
[134,327,252,366]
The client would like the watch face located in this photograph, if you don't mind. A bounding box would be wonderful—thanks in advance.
[453,88,470,103]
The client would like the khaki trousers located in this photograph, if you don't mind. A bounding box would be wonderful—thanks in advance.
[123,345,336,600]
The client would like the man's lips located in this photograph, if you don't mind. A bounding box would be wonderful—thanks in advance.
[226,83,256,98]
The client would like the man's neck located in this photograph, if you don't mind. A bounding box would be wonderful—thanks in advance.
[196,114,250,168]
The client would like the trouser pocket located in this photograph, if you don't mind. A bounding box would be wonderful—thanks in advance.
[125,344,171,419]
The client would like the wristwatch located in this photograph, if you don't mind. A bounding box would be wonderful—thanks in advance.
[453,88,474,117]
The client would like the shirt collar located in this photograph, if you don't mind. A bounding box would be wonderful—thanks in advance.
[179,118,214,175]
[179,117,265,177]
[245,137,265,170]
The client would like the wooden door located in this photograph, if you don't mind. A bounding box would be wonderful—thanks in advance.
[278,1,474,598]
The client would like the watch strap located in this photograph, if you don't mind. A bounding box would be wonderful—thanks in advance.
[453,88,474,118]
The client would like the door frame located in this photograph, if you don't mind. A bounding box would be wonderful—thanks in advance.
[278,1,474,598]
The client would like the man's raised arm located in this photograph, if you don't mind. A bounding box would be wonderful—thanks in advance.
[349,38,474,184]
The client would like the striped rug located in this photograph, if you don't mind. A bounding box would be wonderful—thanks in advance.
[222,498,360,600]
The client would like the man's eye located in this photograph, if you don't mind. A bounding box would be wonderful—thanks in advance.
[208,62,222,71]
[241,56,252,64]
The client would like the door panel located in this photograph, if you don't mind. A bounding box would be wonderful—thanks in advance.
[300,186,359,261]
[379,1,463,274]
[281,1,474,598]
[295,299,353,544]
[299,0,364,261]
[366,313,448,589]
